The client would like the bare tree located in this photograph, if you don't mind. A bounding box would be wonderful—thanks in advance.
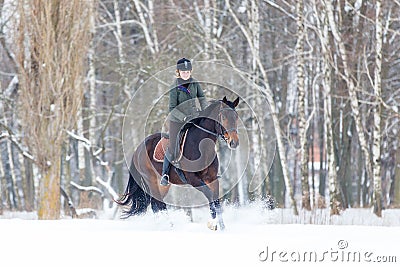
[372,0,383,217]
[323,0,373,203]
[226,0,298,213]
[15,0,93,219]
[312,0,341,215]
[296,0,311,210]
[132,0,159,55]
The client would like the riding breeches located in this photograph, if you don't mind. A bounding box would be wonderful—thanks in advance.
[168,120,184,160]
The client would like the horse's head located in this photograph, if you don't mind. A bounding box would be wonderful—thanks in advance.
[218,96,240,149]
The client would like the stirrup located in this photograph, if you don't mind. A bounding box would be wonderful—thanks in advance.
[160,174,169,186]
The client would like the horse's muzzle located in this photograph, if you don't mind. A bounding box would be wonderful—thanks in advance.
[228,138,239,149]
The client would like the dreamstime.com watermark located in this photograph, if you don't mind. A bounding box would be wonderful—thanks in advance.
[258,240,397,263]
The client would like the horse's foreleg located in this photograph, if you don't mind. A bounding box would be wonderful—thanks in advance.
[198,183,225,231]
[214,199,225,230]
[207,201,217,230]
[206,177,225,231]
[195,182,219,230]
[207,199,225,231]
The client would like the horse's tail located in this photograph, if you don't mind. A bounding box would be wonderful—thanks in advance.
[115,163,151,218]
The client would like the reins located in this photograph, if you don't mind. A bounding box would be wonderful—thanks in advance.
[188,103,238,141]
[190,122,219,137]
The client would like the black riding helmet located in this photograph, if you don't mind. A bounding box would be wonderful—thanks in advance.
[177,58,192,71]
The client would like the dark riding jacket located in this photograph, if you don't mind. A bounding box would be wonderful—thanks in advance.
[169,78,208,122]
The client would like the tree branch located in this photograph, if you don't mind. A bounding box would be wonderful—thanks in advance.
[70,181,104,197]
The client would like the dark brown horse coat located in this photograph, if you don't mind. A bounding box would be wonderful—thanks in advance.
[116,97,240,230]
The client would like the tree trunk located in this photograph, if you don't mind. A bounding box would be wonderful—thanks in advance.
[37,158,61,219]
[270,151,285,207]
[318,82,326,207]
[248,0,267,197]
[296,0,311,210]
[315,0,341,215]
[393,147,400,207]
[132,0,159,55]
[372,0,383,217]
[1,141,17,210]
[323,0,372,184]
[0,152,3,215]
[202,0,211,58]
[22,155,35,211]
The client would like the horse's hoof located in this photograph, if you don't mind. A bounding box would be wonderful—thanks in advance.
[207,219,218,231]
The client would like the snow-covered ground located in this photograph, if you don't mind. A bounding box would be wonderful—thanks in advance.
[1,204,399,267]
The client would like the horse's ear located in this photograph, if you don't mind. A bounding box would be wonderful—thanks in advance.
[233,97,239,108]
[222,96,227,103]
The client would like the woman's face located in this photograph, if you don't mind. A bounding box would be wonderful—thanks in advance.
[179,70,191,80]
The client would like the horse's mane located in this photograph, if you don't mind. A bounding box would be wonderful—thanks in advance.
[200,99,236,116]
[200,100,221,117]
[188,98,235,127]
[184,100,218,126]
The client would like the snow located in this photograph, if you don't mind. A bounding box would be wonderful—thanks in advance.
[1,204,399,267]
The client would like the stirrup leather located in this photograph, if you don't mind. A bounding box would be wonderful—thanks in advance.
[174,167,188,184]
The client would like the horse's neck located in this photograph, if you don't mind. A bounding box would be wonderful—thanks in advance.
[197,117,218,141]
[195,103,220,140]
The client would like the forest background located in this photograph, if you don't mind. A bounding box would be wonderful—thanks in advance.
[0,0,399,220]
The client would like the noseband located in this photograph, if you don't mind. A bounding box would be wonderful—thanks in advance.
[218,107,238,138]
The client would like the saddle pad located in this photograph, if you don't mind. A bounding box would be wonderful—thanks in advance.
[154,137,169,162]
[153,130,189,163]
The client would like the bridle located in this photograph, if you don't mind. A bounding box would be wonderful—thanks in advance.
[190,102,238,143]
[218,107,238,138]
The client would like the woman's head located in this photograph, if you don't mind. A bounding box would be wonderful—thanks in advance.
[176,58,192,80]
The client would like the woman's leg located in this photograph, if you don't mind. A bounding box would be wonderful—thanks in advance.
[168,121,182,160]
[160,156,171,186]
[160,121,183,186]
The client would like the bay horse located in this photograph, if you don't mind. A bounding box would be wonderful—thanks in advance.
[116,96,240,230]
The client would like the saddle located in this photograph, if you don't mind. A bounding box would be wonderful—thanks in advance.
[153,129,189,163]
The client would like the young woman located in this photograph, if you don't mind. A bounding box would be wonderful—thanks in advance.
[160,58,208,186]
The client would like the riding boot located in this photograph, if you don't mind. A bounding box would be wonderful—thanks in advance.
[169,153,188,184]
[160,156,171,186]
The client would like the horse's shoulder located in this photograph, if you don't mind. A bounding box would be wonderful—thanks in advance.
[144,133,162,144]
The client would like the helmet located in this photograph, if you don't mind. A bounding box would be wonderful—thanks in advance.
[176,58,192,71]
